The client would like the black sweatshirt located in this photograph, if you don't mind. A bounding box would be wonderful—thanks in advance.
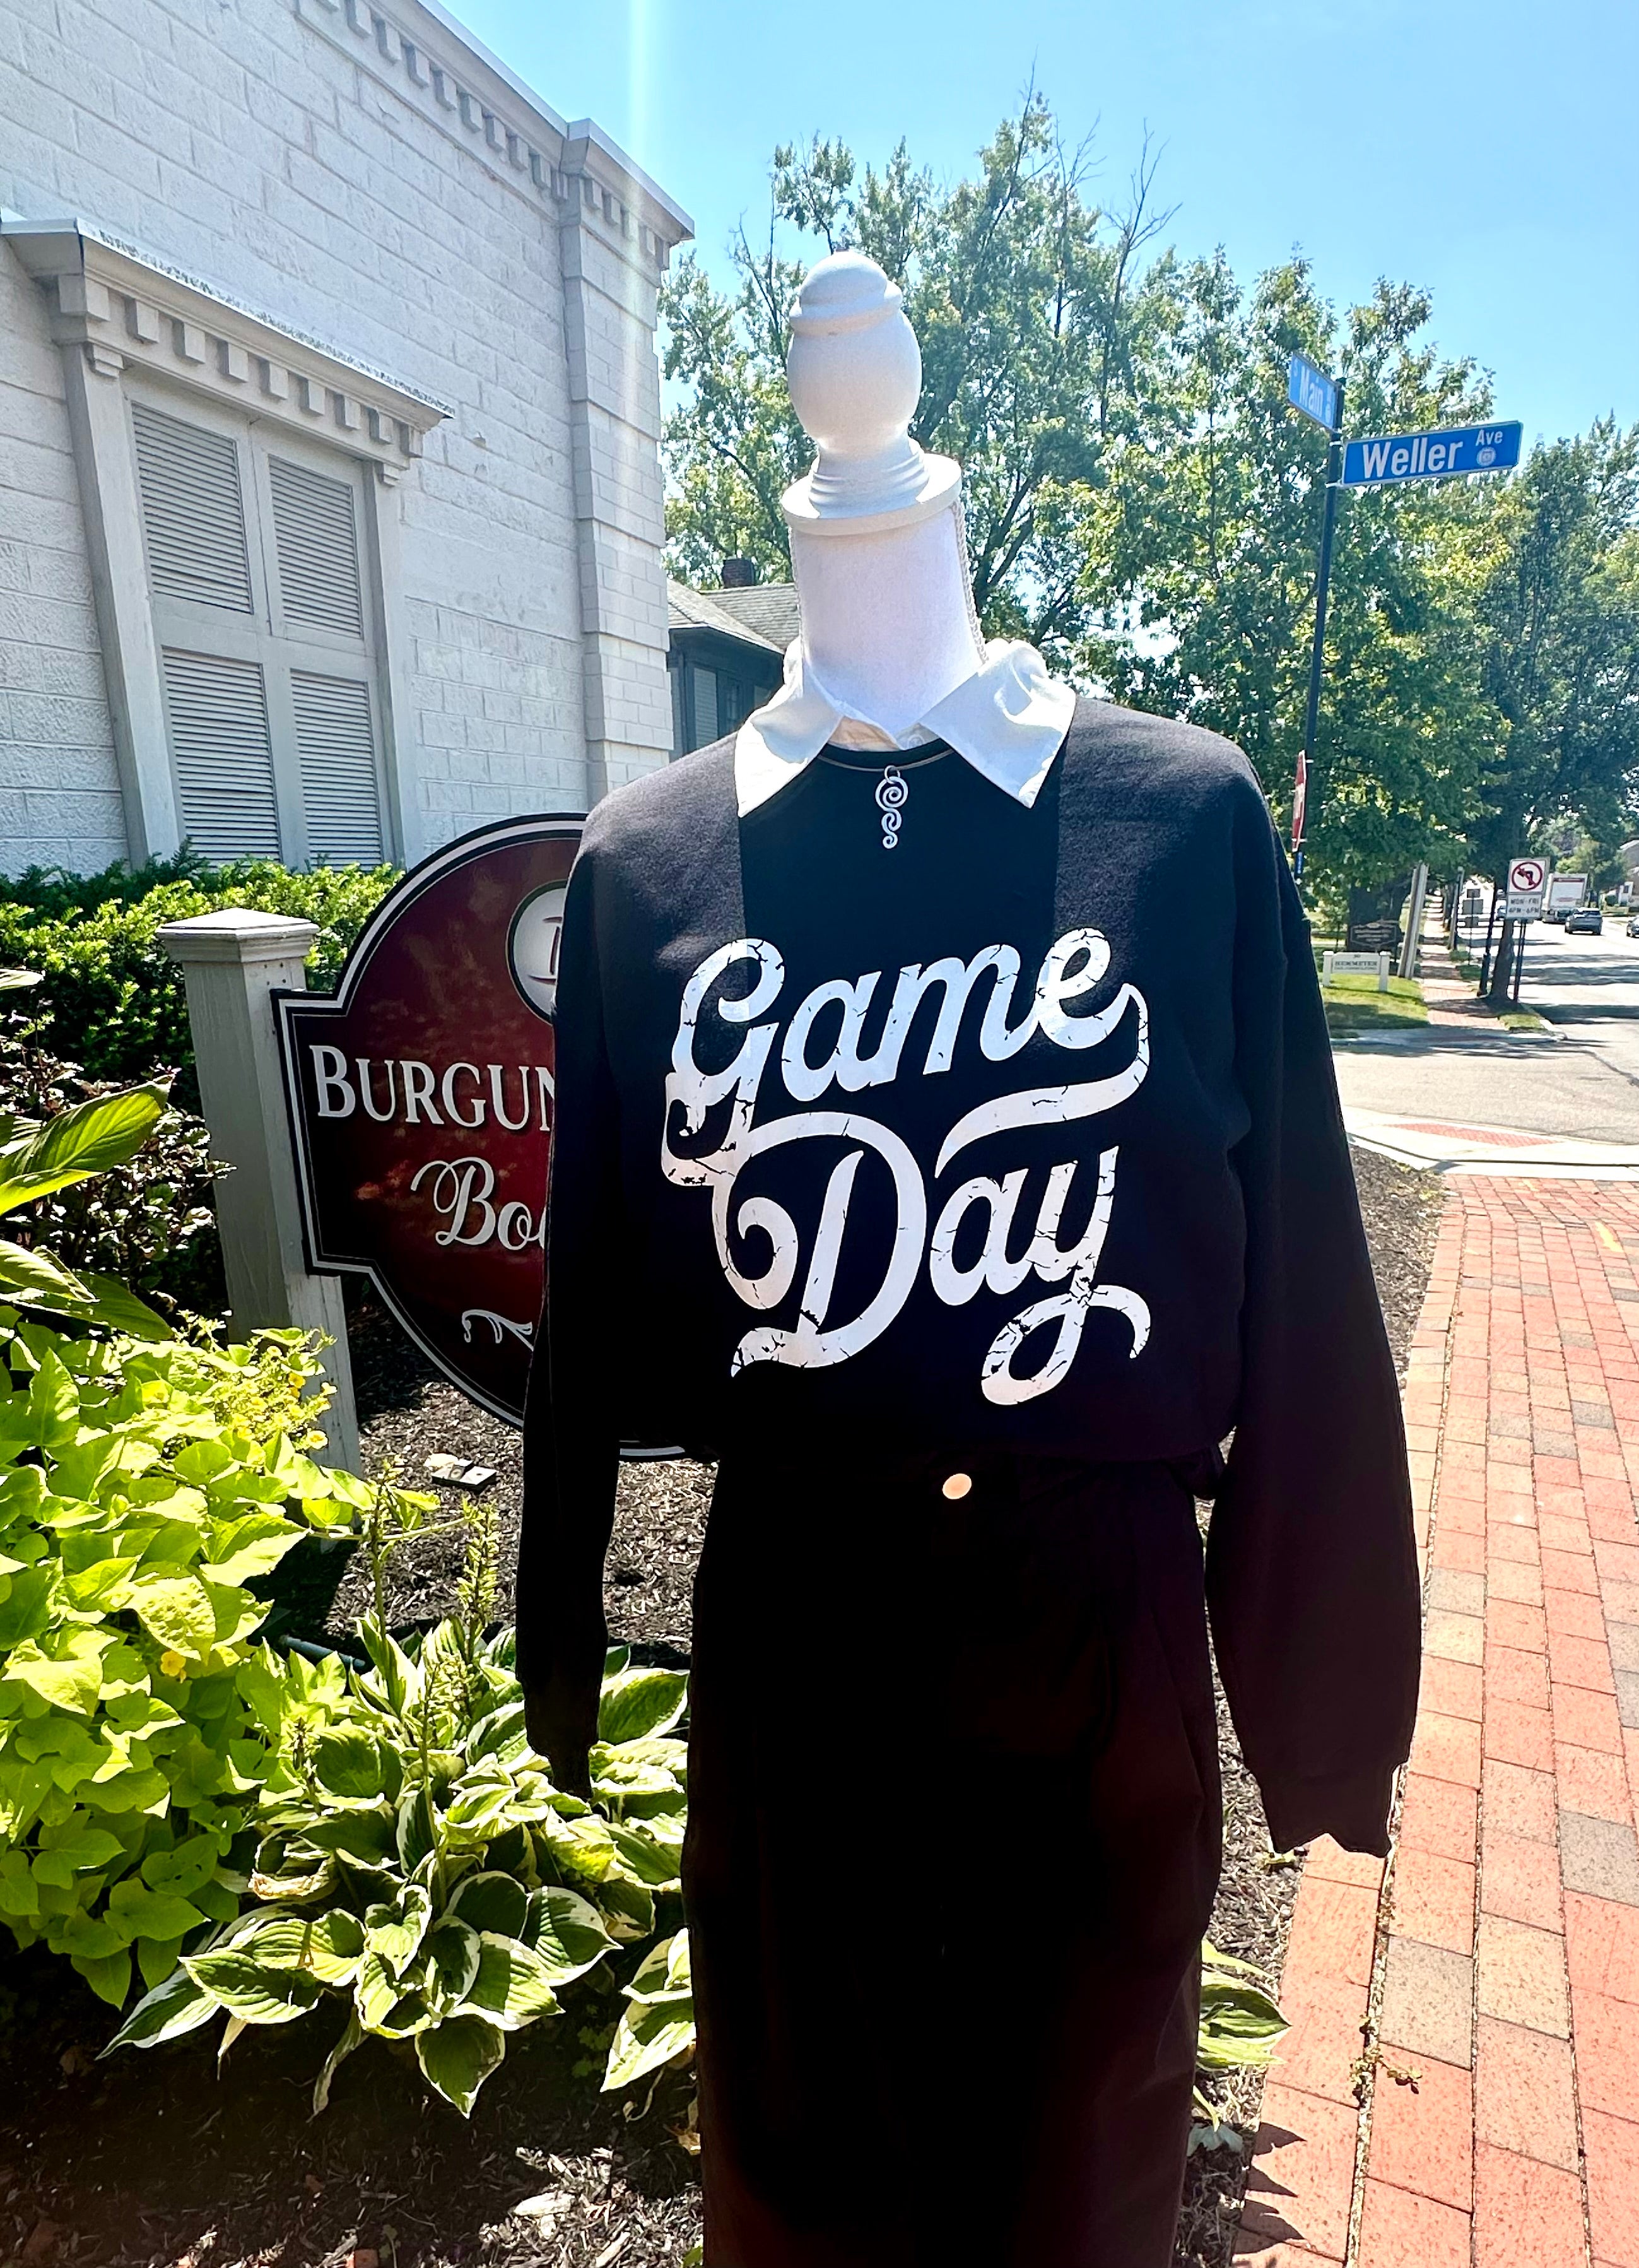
[518,699,1421,1854]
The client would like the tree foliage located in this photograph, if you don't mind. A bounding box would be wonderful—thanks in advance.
[662,104,1639,896]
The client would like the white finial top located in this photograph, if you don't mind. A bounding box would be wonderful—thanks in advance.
[782,251,961,535]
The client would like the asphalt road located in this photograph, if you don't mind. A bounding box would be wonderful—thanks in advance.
[1331,914,1639,1146]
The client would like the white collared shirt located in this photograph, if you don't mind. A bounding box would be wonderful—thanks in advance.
[732,639,1078,818]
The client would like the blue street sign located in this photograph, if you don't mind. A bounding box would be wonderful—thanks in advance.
[1341,421,1522,488]
[1288,353,1339,433]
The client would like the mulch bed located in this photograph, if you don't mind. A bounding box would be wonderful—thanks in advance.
[0,1145,1443,2268]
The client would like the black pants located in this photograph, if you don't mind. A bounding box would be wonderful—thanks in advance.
[683,1449,1222,2268]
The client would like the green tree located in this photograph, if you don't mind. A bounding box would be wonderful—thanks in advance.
[1091,256,1502,907]
[664,107,1639,924]
[1465,421,1639,991]
[660,98,1177,666]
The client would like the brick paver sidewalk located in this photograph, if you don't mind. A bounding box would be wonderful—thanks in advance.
[1235,1174,1639,2268]
[1419,925,1512,1029]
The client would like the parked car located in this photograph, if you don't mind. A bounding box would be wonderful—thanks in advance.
[1565,906,1604,935]
[1627,914,1639,939]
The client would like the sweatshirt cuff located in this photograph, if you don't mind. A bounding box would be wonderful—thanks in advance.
[1259,1765,1399,1860]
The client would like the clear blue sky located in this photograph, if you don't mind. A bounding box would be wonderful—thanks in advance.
[450,0,1635,447]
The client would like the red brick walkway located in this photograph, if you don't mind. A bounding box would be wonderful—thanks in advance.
[1235,1174,1639,2268]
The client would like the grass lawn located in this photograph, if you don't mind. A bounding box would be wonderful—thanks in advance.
[1320,970,1428,1036]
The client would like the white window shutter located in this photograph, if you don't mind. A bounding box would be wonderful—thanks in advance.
[131,405,254,613]
[267,456,367,637]
[161,649,282,859]
[291,670,384,865]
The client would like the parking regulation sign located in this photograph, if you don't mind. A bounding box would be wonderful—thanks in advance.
[1504,856,1547,921]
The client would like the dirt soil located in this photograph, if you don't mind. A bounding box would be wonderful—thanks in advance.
[0,1145,1444,2268]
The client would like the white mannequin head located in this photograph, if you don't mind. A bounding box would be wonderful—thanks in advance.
[782,252,984,736]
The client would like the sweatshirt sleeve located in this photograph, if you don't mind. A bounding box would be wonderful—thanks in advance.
[1205,791,1423,1858]
[515,845,622,1766]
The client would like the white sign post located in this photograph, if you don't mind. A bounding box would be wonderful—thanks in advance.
[1504,856,1547,923]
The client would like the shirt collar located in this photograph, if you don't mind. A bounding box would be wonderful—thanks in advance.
[732,638,1077,818]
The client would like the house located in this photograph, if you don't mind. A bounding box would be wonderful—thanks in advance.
[666,570,798,757]
[0,0,691,879]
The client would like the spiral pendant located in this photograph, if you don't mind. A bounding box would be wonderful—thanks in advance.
[876,764,908,851]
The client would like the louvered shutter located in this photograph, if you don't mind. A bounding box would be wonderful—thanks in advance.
[162,649,282,858]
[291,670,384,864]
[693,666,719,747]
[131,405,254,612]
[267,456,367,637]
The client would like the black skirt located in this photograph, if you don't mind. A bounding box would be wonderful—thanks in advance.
[681,1448,1223,2268]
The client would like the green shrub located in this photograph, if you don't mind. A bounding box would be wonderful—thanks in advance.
[0,859,399,1085]
[110,1629,690,2117]
[0,1315,386,2007]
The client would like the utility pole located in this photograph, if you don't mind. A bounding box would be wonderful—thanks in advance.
[1291,378,1345,882]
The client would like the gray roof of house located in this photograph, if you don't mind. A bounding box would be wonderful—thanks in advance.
[666,579,799,654]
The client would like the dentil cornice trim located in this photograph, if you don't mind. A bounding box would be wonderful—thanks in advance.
[1,216,448,477]
[293,0,693,276]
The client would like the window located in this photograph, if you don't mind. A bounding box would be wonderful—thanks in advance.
[131,393,390,866]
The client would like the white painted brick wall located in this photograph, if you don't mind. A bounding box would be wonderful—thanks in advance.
[0,237,125,875]
[0,0,685,871]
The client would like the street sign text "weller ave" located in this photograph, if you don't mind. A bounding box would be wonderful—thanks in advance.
[1342,422,1522,487]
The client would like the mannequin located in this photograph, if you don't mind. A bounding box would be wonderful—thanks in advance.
[517,251,1420,2268]
[781,251,982,740]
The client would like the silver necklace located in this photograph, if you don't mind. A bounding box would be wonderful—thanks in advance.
[875,764,908,851]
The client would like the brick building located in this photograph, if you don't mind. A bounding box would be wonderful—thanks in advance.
[0,0,691,877]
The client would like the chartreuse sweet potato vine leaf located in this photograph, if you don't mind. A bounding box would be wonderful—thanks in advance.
[0,1312,379,2007]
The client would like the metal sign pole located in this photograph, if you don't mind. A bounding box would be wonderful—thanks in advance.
[1293,379,1345,882]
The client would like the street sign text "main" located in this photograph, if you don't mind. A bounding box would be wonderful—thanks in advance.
[1342,422,1522,488]
[1288,354,1339,433]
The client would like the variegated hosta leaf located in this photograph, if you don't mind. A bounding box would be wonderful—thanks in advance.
[182,1945,323,2026]
[603,1930,695,2092]
[302,1908,367,1987]
[531,1887,618,1984]
[312,2011,361,2115]
[443,1770,514,1838]
[353,1949,437,2036]
[250,1834,338,1903]
[596,1667,688,1746]
[312,1728,396,1807]
[103,1963,221,2052]
[590,1738,688,1804]
[415,2013,505,2117]
[463,1934,561,2031]
[396,1785,436,1874]
[363,1881,432,1972]
[594,1877,657,1943]
[533,1810,618,1886]
[465,1700,529,1767]
[447,1869,530,1941]
[623,1928,692,2005]
[423,1916,483,2011]
[606,1819,682,1892]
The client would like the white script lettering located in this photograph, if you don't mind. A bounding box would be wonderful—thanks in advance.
[662,933,1152,1402]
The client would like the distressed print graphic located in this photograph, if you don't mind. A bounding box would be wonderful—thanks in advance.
[661,930,1152,1403]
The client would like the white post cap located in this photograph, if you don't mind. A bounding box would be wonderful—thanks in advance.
[158,909,320,967]
[782,251,961,536]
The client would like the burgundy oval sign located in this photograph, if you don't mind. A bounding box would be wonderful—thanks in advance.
[276,815,583,1424]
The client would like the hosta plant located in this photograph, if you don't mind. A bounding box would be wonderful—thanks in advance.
[110,1627,691,2117]
[0,1314,380,2006]
[1190,1939,1289,2143]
